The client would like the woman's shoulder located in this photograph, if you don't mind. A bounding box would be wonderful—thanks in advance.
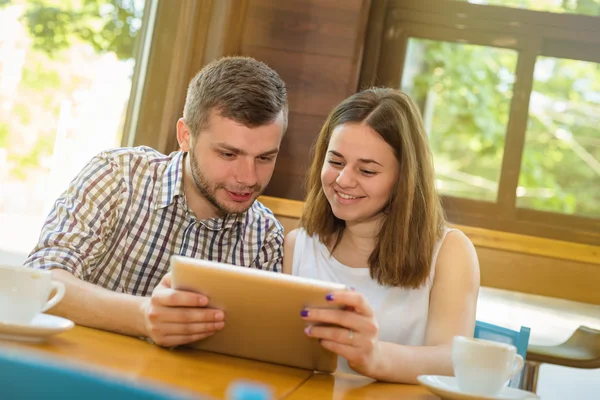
[283,228,323,274]
[283,227,302,249]
[440,228,475,252]
[284,227,323,249]
[435,227,479,280]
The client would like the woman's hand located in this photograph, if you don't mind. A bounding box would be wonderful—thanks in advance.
[301,290,382,377]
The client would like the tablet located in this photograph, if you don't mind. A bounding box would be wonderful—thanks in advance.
[170,255,348,373]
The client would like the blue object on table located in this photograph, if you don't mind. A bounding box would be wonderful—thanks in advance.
[0,347,201,399]
[226,380,273,400]
[474,320,531,388]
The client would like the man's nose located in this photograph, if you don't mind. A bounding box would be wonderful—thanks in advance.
[235,159,258,188]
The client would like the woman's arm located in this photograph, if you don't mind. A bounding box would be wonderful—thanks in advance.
[302,230,480,383]
[282,228,299,275]
[370,230,480,382]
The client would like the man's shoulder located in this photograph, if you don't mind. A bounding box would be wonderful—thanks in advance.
[96,146,170,167]
[92,146,181,182]
[244,199,283,236]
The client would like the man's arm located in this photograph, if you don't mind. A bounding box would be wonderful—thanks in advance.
[49,269,225,347]
[25,153,223,345]
[24,153,125,285]
[47,269,146,336]
[25,154,142,333]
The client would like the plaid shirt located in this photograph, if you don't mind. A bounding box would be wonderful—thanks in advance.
[24,146,284,296]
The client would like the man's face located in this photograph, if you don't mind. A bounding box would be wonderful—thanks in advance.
[179,110,285,216]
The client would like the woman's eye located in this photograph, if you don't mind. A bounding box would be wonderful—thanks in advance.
[327,159,343,166]
[361,170,377,176]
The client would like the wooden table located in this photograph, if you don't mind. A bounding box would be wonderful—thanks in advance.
[286,373,438,400]
[0,326,438,399]
[1,326,311,399]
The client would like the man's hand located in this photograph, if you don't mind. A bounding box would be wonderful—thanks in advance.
[141,273,225,347]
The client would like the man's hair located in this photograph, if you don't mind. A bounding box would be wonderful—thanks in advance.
[301,88,445,289]
[183,56,288,136]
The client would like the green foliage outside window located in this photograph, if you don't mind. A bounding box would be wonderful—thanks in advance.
[14,0,143,60]
[0,0,142,183]
[403,39,599,218]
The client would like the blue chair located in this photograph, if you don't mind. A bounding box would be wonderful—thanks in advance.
[0,348,201,400]
[474,320,531,389]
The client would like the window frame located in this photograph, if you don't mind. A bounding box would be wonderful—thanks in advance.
[369,0,600,245]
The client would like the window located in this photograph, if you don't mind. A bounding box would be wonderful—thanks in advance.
[401,38,518,202]
[519,56,600,219]
[0,0,151,265]
[376,0,600,244]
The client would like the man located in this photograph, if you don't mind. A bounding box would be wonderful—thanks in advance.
[24,56,288,347]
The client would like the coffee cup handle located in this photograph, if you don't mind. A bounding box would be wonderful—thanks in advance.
[42,281,66,312]
[509,354,525,379]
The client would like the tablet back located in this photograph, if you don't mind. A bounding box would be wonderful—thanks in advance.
[170,255,347,373]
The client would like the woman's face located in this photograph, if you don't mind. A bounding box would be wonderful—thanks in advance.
[321,123,399,224]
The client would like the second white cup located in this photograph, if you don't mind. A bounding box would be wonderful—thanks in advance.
[452,335,524,396]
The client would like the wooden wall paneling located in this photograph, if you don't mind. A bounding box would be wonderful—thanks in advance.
[266,113,324,199]
[242,46,358,117]
[241,0,372,200]
[276,215,301,234]
[244,0,366,58]
[266,174,301,200]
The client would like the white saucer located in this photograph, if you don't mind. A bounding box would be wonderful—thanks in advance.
[417,375,540,400]
[0,314,74,342]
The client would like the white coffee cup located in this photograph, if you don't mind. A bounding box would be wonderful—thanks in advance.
[452,335,524,396]
[0,265,66,325]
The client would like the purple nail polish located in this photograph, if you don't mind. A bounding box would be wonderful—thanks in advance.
[304,326,312,335]
[300,309,309,317]
[350,287,356,291]
[326,294,334,301]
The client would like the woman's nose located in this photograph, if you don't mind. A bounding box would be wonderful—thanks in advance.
[335,168,357,188]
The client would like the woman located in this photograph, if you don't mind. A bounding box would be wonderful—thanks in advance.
[283,88,480,384]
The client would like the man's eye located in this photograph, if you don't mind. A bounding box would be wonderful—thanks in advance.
[221,152,235,158]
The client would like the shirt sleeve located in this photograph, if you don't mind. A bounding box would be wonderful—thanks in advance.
[252,222,284,273]
[23,153,125,281]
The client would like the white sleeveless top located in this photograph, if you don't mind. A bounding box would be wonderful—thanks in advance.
[292,227,456,373]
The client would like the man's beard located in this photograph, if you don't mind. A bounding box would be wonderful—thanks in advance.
[188,150,262,215]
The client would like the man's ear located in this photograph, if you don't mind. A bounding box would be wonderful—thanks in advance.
[176,118,192,152]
